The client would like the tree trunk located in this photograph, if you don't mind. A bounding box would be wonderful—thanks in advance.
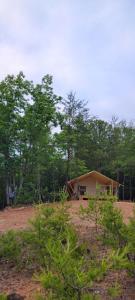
[129,175,132,201]
[6,179,10,206]
[37,166,41,201]
[122,174,125,201]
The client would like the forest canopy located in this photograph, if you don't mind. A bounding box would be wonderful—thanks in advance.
[0,72,135,207]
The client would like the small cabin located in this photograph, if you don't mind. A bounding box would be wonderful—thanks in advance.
[67,171,120,200]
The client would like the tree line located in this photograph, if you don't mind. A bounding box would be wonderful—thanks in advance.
[0,72,135,207]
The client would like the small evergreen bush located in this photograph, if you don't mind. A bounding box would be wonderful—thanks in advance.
[0,230,21,264]
[100,200,127,248]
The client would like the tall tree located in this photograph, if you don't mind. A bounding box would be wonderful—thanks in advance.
[0,72,32,205]
[56,92,89,180]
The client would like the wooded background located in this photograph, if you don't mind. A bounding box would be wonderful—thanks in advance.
[0,72,135,207]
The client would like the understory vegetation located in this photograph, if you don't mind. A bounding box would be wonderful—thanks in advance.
[0,195,135,299]
[80,194,135,283]
[0,72,135,208]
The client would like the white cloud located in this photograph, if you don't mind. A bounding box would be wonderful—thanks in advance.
[0,0,135,121]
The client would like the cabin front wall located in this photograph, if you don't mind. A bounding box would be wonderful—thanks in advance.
[73,177,117,199]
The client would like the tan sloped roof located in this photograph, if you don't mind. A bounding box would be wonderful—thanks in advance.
[68,170,120,187]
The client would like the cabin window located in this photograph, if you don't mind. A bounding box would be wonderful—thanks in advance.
[79,186,86,195]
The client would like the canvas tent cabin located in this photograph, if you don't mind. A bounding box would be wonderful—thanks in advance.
[67,171,120,200]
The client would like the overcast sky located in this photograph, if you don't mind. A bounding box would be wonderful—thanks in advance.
[0,0,135,121]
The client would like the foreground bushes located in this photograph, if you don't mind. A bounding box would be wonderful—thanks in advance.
[0,230,21,263]
[80,193,135,279]
[0,198,135,299]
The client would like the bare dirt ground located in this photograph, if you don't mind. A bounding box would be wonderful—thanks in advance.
[0,201,135,299]
[0,201,134,233]
[0,206,35,233]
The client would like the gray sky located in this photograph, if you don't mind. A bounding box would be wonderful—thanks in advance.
[0,0,135,121]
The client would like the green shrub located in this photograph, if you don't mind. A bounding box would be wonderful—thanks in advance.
[0,230,21,263]
[20,203,72,267]
[36,226,129,300]
[36,231,110,300]
[126,211,135,276]
[1,201,133,299]
[58,188,68,203]
[107,282,121,299]
[80,189,117,234]
[0,203,72,268]
[80,197,102,233]
[33,203,128,300]
[100,201,127,247]
[0,294,7,300]
[108,247,129,270]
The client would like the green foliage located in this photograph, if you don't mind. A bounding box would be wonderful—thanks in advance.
[0,72,62,206]
[107,282,121,298]
[69,158,89,180]
[80,190,135,284]
[32,203,125,300]
[21,203,72,267]
[0,70,135,299]
[80,189,117,233]
[0,71,135,205]
[58,188,68,203]
[98,199,135,278]
[0,230,21,263]
[108,247,129,270]
[87,259,109,282]
[125,210,135,276]
[1,201,135,298]
[80,197,102,233]
[81,190,135,281]
[36,232,109,299]
[16,184,36,204]
[0,294,7,300]
[100,200,127,247]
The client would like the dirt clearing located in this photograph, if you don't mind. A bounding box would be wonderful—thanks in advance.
[0,201,134,233]
[0,206,35,233]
